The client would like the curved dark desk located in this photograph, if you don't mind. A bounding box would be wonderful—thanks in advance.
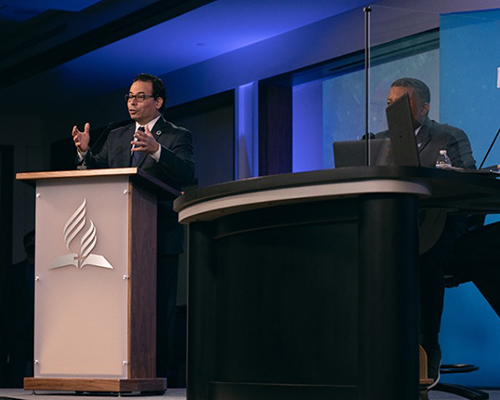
[174,166,500,400]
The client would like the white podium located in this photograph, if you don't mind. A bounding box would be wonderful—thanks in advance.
[16,168,178,394]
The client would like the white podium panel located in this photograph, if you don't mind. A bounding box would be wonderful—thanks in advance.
[34,176,130,378]
[18,168,177,392]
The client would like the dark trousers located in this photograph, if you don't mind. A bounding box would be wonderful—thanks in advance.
[453,221,500,318]
[420,217,469,352]
[156,254,179,378]
[420,238,447,352]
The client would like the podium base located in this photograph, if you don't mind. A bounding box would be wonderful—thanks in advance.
[23,377,167,394]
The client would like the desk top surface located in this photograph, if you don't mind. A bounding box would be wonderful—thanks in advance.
[174,166,500,223]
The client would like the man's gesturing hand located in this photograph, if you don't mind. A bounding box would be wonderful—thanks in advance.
[72,123,91,153]
[131,125,159,155]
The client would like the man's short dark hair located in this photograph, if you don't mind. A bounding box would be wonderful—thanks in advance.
[391,77,430,104]
[133,73,166,112]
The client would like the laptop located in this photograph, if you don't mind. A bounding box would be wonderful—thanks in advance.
[333,138,392,168]
[333,92,420,168]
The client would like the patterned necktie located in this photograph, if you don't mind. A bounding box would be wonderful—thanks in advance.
[130,126,144,167]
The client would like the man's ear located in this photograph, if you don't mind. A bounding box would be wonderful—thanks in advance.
[421,102,430,116]
[156,97,164,110]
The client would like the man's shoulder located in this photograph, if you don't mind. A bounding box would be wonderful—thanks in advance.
[426,119,466,136]
[108,122,134,136]
[157,118,191,135]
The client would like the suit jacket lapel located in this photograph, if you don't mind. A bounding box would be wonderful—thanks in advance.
[121,125,136,167]
[151,117,167,139]
[416,118,432,154]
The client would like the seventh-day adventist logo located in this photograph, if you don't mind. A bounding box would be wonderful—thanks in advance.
[49,199,113,270]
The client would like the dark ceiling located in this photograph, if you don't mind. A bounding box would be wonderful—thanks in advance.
[0,0,376,117]
[0,0,218,88]
[1,0,500,119]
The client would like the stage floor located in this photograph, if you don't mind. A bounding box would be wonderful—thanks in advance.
[0,388,186,400]
[1,387,500,400]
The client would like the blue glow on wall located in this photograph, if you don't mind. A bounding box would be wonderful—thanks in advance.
[441,10,500,169]
[440,9,500,388]
[293,80,323,172]
[236,82,259,179]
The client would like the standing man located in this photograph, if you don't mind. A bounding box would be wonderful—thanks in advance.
[72,73,195,379]
[377,78,476,388]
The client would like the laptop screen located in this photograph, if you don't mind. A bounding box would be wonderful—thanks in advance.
[385,92,420,167]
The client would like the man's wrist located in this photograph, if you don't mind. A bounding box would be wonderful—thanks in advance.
[151,144,161,162]
[77,148,88,161]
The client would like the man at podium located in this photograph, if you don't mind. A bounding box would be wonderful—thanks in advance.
[71,73,195,379]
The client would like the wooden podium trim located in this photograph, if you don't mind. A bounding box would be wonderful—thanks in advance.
[128,181,157,378]
[23,377,166,393]
[16,168,180,199]
[16,168,139,181]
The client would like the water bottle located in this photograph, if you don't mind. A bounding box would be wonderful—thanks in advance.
[435,150,452,169]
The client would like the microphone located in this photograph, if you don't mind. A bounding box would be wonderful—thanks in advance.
[90,121,117,153]
[479,126,500,170]
[77,121,117,170]
[362,132,376,166]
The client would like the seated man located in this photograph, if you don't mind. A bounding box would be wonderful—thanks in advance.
[376,77,476,388]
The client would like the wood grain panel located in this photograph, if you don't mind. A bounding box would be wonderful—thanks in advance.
[128,181,158,379]
[24,377,166,392]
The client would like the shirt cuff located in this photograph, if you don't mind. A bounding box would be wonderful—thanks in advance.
[77,149,88,161]
[151,145,161,162]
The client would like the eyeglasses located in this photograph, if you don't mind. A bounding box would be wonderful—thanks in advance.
[125,93,155,102]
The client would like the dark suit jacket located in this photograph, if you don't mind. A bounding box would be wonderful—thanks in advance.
[376,117,476,169]
[81,116,195,254]
[378,116,477,251]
